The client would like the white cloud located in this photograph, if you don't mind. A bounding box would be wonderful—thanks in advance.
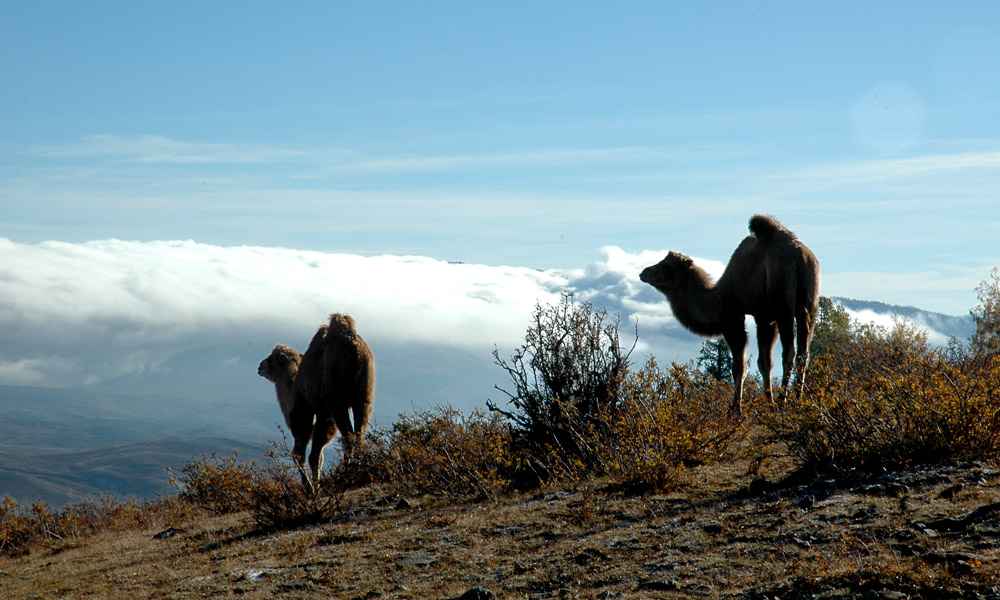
[0,237,719,389]
[0,237,971,393]
[0,238,581,387]
[840,308,956,347]
[0,357,76,386]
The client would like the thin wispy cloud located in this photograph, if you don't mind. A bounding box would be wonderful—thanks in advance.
[753,150,1000,198]
[27,134,306,165]
[318,145,678,175]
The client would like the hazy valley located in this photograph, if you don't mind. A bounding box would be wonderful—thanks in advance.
[0,298,975,508]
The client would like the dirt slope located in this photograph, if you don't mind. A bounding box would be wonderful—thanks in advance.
[3,458,999,599]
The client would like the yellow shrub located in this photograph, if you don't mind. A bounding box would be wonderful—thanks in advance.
[382,407,516,501]
[597,359,742,491]
[172,452,256,514]
[769,320,1000,477]
[174,445,350,530]
[0,494,190,556]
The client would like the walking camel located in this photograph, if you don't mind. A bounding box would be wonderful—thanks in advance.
[640,215,820,414]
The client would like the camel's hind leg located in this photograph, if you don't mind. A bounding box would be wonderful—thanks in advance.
[776,316,796,403]
[755,319,778,402]
[723,325,748,415]
[308,416,338,482]
[330,404,359,460]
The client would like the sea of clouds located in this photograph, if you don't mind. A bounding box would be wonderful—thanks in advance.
[0,237,966,415]
[0,238,703,386]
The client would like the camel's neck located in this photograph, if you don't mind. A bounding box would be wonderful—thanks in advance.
[276,380,296,425]
[662,267,725,337]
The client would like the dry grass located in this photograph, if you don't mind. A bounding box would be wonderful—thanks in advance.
[3,443,998,599]
[5,284,1000,598]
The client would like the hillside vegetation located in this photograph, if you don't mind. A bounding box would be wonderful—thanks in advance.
[2,268,999,599]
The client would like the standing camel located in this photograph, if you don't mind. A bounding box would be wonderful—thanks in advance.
[258,313,375,483]
[640,215,820,414]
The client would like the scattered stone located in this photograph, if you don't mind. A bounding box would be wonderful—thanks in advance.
[243,569,270,582]
[638,579,679,591]
[397,552,437,568]
[862,478,911,497]
[199,541,224,552]
[457,586,495,600]
[574,548,608,565]
[860,591,907,600]
[922,550,983,565]
[152,527,185,539]
[919,501,1000,535]
[747,478,772,496]
[317,532,364,546]
[924,516,965,532]
[938,483,964,499]
[702,523,723,535]
[279,581,315,591]
[890,542,919,557]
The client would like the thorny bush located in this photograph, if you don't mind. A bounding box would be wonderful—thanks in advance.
[488,293,741,490]
[489,293,634,484]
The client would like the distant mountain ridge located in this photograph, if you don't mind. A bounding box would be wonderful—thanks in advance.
[830,296,975,344]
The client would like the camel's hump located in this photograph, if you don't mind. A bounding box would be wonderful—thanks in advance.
[748,214,789,242]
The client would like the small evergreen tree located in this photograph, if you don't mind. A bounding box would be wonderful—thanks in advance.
[970,267,1000,358]
[696,338,732,381]
[810,296,852,359]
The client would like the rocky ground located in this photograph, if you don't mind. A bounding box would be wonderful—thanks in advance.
[3,456,999,599]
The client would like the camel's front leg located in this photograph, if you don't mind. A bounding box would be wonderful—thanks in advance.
[288,405,318,485]
[291,436,311,485]
[723,326,748,416]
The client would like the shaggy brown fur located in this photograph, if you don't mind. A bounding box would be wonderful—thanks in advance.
[257,343,303,431]
[288,313,375,481]
[640,215,820,414]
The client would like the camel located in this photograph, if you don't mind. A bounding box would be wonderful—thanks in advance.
[258,313,375,482]
[639,215,820,414]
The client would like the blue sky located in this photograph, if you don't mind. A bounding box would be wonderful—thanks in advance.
[2,1,999,315]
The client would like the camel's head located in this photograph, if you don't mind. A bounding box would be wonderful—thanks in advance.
[639,251,694,291]
[258,344,301,383]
